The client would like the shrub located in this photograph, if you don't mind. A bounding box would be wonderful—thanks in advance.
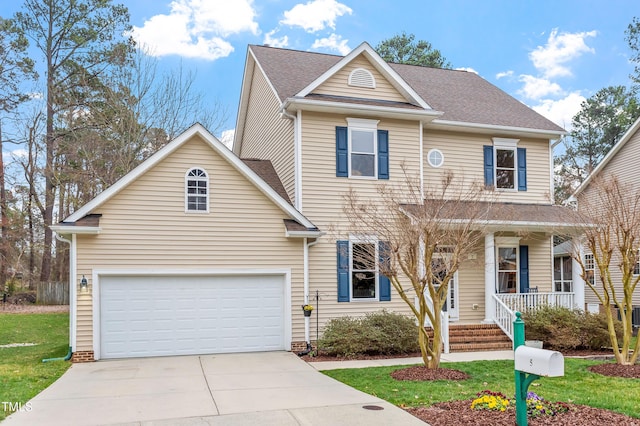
[523,305,621,350]
[318,310,419,357]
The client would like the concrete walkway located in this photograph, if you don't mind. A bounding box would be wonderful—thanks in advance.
[3,352,427,426]
[311,350,514,371]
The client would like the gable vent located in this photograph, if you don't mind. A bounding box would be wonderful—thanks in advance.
[348,68,376,89]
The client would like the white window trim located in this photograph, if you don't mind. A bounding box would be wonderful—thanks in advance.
[584,253,595,285]
[185,167,210,213]
[496,242,519,294]
[634,249,640,276]
[427,148,444,168]
[349,236,379,302]
[346,118,379,180]
[492,137,520,192]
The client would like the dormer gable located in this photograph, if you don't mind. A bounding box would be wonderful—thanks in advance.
[296,42,431,110]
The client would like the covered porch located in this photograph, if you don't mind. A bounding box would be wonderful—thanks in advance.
[432,202,586,351]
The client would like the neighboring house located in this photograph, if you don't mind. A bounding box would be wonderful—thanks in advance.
[571,116,640,313]
[52,42,584,362]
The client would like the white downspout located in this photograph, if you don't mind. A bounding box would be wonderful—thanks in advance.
[303,237,320,346]
[54,232,76,352]
[419,121,424,200]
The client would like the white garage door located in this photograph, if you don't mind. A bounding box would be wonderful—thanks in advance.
[99,274,286,359]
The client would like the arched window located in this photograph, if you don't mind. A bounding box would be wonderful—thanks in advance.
[185,168,208,212]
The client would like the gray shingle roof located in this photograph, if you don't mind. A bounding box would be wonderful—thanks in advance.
[250,44,565,133]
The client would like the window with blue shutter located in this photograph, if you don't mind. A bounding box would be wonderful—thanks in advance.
[517,148,527,191]
[519,245,529,293]
[336,122,389,179]
[378,241,391,301]
[337,240,350,302]
[377,130,389,180]
[483,145,494,187]
[336,127,348,177]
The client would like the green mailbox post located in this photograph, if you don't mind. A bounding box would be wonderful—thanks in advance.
[513,312,565,426]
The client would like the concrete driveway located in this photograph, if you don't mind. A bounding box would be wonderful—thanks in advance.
[3,352,426,426]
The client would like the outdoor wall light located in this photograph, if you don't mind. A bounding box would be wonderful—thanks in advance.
[80,275,88,291]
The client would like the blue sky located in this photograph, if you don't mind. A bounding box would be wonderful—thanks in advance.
[1,0,638,145]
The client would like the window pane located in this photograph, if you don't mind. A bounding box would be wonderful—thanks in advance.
[498,248,517,271]
[352,271,376,298]
[496,149,514,168]
[351,153,375,177]
[351,130,374,153]
[352,243,375,270]
[554,257,561,280]
[496,169,514,189]
[498,271,517,293]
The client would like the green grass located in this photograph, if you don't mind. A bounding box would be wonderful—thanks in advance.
[0,313,71,421]
[324,358,640,418]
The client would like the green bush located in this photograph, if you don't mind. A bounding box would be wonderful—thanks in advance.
[523,305,621,350]
[318,310,419,357]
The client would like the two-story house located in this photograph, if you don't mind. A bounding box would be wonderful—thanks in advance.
[571,116,640,320]
[52,42,584,362]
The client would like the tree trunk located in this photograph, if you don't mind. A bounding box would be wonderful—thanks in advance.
[0,124,7,289]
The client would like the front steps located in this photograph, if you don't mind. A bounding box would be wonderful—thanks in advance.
[426,323,513,352]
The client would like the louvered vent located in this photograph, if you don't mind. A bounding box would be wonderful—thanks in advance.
[348,68,375,88]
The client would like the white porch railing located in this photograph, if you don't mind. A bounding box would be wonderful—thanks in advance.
[416,295,450,354]
[493,292,576,342]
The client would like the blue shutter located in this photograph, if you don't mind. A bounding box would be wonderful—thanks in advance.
[378,241,391,301]
[519,245,529,293]
[517,147,527,191]
[336,127,348,177]
[337,240,350,302]
[483,145,494,186]
[377,130,389,180]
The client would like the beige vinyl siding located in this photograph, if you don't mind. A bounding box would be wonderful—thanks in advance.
[74,135,305,352]
[579,129,640,306]
[314,55,408,103]
[455,233,552,323]
[239,62,296,202]
[300,111,423,330]
[424,130,552,204]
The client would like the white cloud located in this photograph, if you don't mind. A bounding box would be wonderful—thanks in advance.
[219,129,235,149]
[496,70,513,79]
[311,34,350,55]
[281,0,352,33]
[131,0,258,60]
[10,149,27,159]
[530,29,597,78]
[531,92,585,130]
[518,75,562,100]
[263,30,289,48]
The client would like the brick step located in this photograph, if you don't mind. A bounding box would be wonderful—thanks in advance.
[425,324,512,353]
[450,341,513,352]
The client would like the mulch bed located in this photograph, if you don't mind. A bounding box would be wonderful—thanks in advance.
[406,399,640,425]
[588,362,640,378]
[390,365,469,381]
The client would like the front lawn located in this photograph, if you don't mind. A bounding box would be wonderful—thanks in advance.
[0,312,71,421]
[324,358,640,418]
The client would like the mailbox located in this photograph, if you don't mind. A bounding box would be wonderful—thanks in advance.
[514,346,564,377]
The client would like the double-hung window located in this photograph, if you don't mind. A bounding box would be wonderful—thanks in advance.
[185,168,209,212]
[336,239,391,302]
[483,138,526,191]
[336,118,389,180]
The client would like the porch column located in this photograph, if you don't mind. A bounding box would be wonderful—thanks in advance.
[572,239,585,311]
[484,232,496,323]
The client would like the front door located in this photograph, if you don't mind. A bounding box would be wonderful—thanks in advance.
[431,256,459,321]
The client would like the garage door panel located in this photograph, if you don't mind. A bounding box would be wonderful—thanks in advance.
[100,275,285,359]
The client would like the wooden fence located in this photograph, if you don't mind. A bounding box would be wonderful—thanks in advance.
[36,282,69,305]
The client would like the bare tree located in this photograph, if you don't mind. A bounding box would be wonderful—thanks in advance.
[573,176,640,365]
[343,169,491,368]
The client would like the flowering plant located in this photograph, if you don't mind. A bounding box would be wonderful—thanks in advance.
[302,304,314,311]
[526,391,570,417]
[470,390,511,412]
